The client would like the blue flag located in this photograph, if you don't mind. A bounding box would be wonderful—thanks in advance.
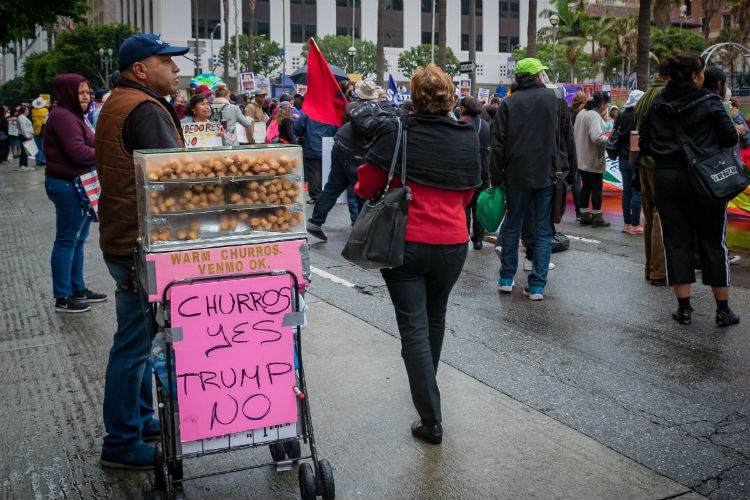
[387,74,400,105]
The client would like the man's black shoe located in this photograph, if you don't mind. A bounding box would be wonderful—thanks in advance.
[306,221,327,241]
[411,420,442,445]
[73,288,108,303]
[716,309,740,327]
[672,309,692,325]
[472,240,483,250]
[55,297,91,313]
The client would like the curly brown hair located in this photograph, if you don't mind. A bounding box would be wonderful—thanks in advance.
[411,64,454,115]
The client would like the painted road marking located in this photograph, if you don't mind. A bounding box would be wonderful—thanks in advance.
[565,234,601,244]
[311,266,356,288]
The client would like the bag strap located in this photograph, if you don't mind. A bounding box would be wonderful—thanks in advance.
[554,98,563,177]
[383,117,403,193]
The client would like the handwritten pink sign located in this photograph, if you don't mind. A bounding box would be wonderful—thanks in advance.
[169,275,298,442]
[146,239,308,302]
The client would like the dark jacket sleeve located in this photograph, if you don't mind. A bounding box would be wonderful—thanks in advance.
[279,118,295,142]
[561,103,577,184]
[639,108,654,157]
[710,99,739,150]
[489,101,509,186]
[293,113,307,138]
[477,118,490,184]
[46,111,96,166]
[123,101,181,154]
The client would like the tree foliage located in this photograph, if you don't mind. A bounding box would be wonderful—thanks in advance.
[20,23,138,97]
[0,77,28,107]
[228,35,282,76]
[0,0,89,46]
[397,44,459,78]
[649,26,704,62]
[301,36,381,79]
[512,44,595,83]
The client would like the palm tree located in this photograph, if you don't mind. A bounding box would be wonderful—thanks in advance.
[527,0,538,57]
[635,0,651,90]
[585,14,613,82]
[222,0,230,82]
[247,0,255,74]
[538,2,589,83]
[730,0,750,45]
[700,0,724,43]
[612,15,638,82]
[376,0,385,86]
[653,0,676,30]
[438,0,447,70]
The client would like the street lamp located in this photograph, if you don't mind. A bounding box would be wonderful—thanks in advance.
[209,23,222,73]
[99,47,113,87]
[348,46,356,74]
[549,13,560,83]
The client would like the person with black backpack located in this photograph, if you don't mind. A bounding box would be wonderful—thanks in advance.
[459,97,490,249]
[612,89,645,234]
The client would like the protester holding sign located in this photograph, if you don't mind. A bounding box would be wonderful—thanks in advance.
[43,73,107,313]
[181,93,227,147]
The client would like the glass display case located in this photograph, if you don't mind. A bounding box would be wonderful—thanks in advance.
[135,145,306,252]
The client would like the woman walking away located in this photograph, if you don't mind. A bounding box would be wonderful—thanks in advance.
[17,106,34,170]
[43,74,107,313]
[617,90,645,234]
[639,53,740,327]
[574,91,611,227]
[356,64,481,445]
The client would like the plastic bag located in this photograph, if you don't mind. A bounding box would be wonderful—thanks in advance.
[476,185,506,233]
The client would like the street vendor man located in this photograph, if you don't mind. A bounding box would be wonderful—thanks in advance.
[95,33,188,470]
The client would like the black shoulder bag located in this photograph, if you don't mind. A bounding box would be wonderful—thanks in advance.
[664,96,749,205]
[552,98,567,224]
[605,113,620,160]
[341,118,410,269]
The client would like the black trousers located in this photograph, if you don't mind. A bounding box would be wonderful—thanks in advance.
[653,167,730,287]
[304,157,323,201]
[465,189,485,243]
[579,170,603,210]
[381,241,468,426]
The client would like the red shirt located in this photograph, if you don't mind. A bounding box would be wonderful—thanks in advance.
[355,163,474,245]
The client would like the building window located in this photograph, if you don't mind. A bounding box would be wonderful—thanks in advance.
[460,0,482,16]
[243,0,270,37]
[421,31,440,44]
[383,0,403,47]
[461,33,483,52]
[192,0,221,39]
[498,35,518,53]
[385,0,403,10]
[291,56,302,70]
[476,63,483,76]
[290,0,316,43]
[421,0,437,13]
[336,0,361,40]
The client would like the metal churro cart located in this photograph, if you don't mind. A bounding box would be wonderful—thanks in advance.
[134,145,334,500]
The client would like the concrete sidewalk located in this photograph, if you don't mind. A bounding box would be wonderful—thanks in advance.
[0,166,706,499]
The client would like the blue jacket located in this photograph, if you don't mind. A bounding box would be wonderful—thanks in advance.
[294,112,338,159]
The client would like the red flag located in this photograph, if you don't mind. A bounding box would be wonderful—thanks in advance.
[301,38,347,126]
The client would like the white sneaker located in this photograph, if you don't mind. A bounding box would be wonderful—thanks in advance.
[494,246,502,260]
[729,255,741,265]
[523,259,555,271]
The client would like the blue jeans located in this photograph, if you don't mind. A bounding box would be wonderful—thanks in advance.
[102,257,154,452]
[619,158,641,225]
[34,134,45,163]
[309,146,363,226]
[500,186,554,289]
[45,177,91,299]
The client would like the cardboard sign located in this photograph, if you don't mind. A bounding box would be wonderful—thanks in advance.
[240,72,255,92]
[255,77,271,96]
[170,274,298,442]
[235,123,249,144]
[253,121,267,145]
[296,84,307,95]
[477,88,490,103]
[460,79,471,97]
[183,121,223,148]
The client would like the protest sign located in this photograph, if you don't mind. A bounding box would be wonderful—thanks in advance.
[253,121,267,144]
[460,79,471,97]
[477,88,490,103]
[255,77,271,96]
[240,72,255,92]
[296,84,307,95]
[183,122,223,148]
[169,274,298,442]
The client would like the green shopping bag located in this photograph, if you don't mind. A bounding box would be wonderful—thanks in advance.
[476,185,506,233]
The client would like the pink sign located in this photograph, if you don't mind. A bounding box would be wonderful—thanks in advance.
[146,239,308,302]
[169,275,298,442]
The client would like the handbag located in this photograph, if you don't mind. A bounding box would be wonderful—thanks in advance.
[341,118,410,270]
[665,97,750,205]
[605,115,620,160]
[476,185,505,233]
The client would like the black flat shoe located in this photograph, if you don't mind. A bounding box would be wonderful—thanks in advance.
[672,309,692,325]
[411,420,442,445]
[472,240,483,250]
[716,309,740,327]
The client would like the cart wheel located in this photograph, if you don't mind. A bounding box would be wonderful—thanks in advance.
[317,459,335,500]
[298,462,316,500]
[284,439,302,460]
[269,442,286,462]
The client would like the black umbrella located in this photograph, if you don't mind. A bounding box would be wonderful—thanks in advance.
[288,64,349,84]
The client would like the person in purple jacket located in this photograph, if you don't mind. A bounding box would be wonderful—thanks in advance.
[43,74,107,313]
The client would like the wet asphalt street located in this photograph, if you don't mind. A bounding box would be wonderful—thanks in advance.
[306,197,750,500]
[0,161,748,500]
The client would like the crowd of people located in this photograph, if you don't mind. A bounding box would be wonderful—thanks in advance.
[1,29,746,467]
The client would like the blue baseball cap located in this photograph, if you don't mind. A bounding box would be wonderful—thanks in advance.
[118,34,189,70]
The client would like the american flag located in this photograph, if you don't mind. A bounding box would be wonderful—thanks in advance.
[74,168,100,221]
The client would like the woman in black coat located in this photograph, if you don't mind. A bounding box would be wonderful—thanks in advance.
[0,106,9,163]
[639,53,740,327]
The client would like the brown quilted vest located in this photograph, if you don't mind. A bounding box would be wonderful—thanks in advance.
[96,87,184,255]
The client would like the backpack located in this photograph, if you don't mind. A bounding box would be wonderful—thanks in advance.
[265,119,280,144]
[209,104,228,124]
